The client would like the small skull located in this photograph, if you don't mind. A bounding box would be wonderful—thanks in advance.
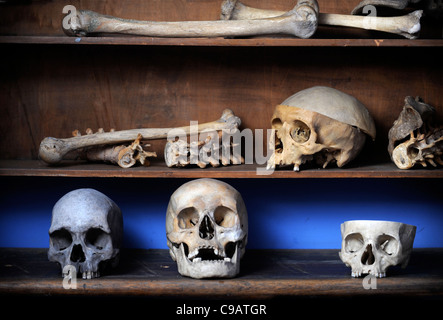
[166,178,248,279]
[48,188,123,279]
[339,220,416,278]
[267,86,376,171]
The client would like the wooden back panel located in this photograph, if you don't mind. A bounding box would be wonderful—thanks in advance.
[1,0,442,163]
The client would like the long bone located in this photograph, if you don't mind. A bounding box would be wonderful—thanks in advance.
[39,109,240,165]
[64,0,318,39]
[220,0,422,39]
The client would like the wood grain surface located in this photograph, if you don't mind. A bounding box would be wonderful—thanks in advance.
[1,248,442,298]
[0,0,442,175]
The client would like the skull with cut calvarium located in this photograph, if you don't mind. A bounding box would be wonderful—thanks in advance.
[166,178,248,279]
[267,86,376,171]
[48,188,123,279]
[339,220,416,278]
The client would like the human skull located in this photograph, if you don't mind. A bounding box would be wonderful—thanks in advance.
[339,220,416,278]
[48,188,123,279]
[267,86,376,171]
[166,178,248,279]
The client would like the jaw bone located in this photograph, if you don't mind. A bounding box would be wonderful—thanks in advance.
[172,242,240,279]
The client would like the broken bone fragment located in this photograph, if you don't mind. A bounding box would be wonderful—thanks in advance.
[166,178,248,279]
[388,96,443,169]
[267,86,376,172]
[339,220,416,277]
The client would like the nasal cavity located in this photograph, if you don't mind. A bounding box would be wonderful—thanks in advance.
[361,244,375,265]
[70,244,86,263]
[199,215,214,240]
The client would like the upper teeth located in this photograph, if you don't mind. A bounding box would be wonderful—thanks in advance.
[188,245,225,260]
[188,248,199,260]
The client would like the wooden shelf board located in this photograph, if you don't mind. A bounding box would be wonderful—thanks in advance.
[1,248,442,298]
[1,36,443,47]
[0,160,442,179]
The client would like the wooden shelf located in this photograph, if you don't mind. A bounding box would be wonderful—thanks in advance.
[1,36,443,47]
[1,248,442,299]
[1,160,443,179]
[1,0,442,313]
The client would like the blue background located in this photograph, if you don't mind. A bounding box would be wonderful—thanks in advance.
[0,177,442,249]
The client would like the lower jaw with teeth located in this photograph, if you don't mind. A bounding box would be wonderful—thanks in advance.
[173,243,240,279]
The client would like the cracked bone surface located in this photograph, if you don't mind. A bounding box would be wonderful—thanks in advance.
[267,86,376,172]
[39,109,240,165]
[64,0,318,39]
[339,220,416,278]
[48,188,123,279]
[220,0,422,39]
[166,178,248,279]
[388,96,443,169]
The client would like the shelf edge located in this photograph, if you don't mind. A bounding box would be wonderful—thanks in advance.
[1,36,443,47]
[1,277,442,298]
[1,161,443,179]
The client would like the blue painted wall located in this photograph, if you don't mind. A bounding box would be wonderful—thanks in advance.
[0,177,442,249]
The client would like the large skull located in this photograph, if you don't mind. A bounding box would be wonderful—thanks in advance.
[48,188,123,279]
[267,86,376,171]
[166,178,248,279]
[339,220,416,278]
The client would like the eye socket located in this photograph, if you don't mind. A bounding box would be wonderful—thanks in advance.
[290,120,310,143]
[344,233,364,253]
[177,207,199,229]
[377,235,399,256]
[85,228,110,251]
[50,228,72,251]
[214,206,237,228]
